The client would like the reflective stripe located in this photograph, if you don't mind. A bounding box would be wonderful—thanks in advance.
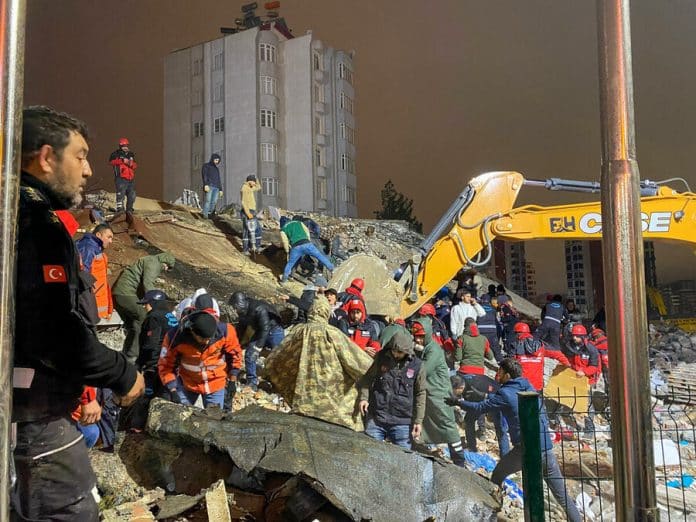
[544,316,561,323]
[32,434,84,461]
[477,324,497,330]
[180,361,225,373]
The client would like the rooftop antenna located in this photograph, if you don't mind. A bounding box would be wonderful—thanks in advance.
[221,2,290,36]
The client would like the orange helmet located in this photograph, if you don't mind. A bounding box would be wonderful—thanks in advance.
[411,322,426,337]
[513,322,530,334]
[119,137,130,146]
[350,278,365,291]
[571,324,587,336]
[419,303,436,317]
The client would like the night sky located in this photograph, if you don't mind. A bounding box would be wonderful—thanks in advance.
[24,1,696,294]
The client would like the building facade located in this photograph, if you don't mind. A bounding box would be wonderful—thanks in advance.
[163,22,357,216]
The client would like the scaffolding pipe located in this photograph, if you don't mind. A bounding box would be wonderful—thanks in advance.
[596,1,658,520]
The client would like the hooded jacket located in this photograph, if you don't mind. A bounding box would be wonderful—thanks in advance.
[112,252,175,296]
[76,232,113,319]
[266,297,374,430]
[566,338,601,385]
[137,300,172,371]
[455,323,493,375]
[459,376,553,450]
[201,154,222,189]
[508,333,570,391]
[340,299,381,352]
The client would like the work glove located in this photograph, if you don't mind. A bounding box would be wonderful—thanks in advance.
[204,185,210,192]
[444,394,460,407]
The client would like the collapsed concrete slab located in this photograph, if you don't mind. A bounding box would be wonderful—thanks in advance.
[145,399,499,521]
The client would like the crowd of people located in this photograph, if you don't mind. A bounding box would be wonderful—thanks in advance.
[13,105,602,521]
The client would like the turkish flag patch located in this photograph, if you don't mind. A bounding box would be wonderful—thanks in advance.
[43,265,67,283]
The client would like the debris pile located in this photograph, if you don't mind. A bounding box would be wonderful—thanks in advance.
[650,322,696,366]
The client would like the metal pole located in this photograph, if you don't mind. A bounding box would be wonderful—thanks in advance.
[518,391,545,522]
[596,1,658,520]
[0,0,25,516]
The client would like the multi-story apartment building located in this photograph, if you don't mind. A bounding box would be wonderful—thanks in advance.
[163,19,357,216]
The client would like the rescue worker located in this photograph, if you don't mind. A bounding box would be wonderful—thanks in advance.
[449,291,485,341]
[112,252,176,363]
[76,223,114,320]
[477,294,503,362]
[566,324,601,434]
[498,299,519,353]
[158,310,242,408]
[71,387,101,448]
[265,296,374,430]
[338,278,367,312]
[378,317,410,349]
[508,322,570,391]
[417,303,452,350]
[535,294,565,350]
[201,153,223,219]
[447,358,582,522]
[14,105,144,520]
[590,325,610,393]
[358,331,426,449]
[240,174,261,254]
[340,299,381,357]
[109,137,137,213]
[279,216,334,283]
[412,321,467,467]
[229,291,285,391]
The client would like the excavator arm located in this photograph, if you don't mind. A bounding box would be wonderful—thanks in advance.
[399,171,696,317]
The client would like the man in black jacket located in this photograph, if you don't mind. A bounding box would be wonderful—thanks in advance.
[201,153,222,219]
[229,291,285,391]
[14,106,144,520]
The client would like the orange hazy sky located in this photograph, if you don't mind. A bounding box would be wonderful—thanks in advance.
[24,1,696,293]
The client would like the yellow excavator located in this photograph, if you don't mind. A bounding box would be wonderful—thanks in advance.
[390,171,696,319]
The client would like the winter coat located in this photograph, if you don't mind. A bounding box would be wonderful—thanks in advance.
[76,233,113,318]
[509,333,570,391]
[137,300,172,371]
[459,376,553,450]
[109,148,137,181]
[112,253,175,296]
[455,323,493,375]
[158,319,242,395]
[566,340,601,385]
[415,320,460,444]
[590,328,609,368]
[235,298,283,348]
[265,297,374,430]
[201,155,222,189]
[379,323,410,348]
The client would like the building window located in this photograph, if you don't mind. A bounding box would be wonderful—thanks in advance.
[193,153,201,168]
[340,92,354,114]
[259,43,276,62]
[260,109,276,129]
[193,58,202,76]
[213,52,223,70]
[260,75,277,96]
[340,123,355,144]
[315,147,323,167]
[313,51,322,71]
[313,84,324,103]
[214,117,224,133]
[338,62,354,85]
[192,89,202,106]
[315,116,324,135]
[262,177,279,197]
[260,143,277,162]
[342,185,356,204]
[316,178,327,200]
[213,83,223,102]
[340,153,354,174]
[193,122,204,137]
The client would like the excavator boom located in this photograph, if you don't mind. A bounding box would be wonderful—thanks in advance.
[399,171,696,317]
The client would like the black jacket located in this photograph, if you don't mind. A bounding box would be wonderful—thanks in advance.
[236,298,282,347]
[137,300,171,370]
[201,155,222,189]
[14,173,137,422]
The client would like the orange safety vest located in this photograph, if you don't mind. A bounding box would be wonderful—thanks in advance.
[158,324,242,395]
[91,252,113,319]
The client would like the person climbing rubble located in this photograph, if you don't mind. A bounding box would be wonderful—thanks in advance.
[279,216,334,283]
[112,252,175,363]
[240,174,262,254]
[76,222,114,321]
[446,358,582,522]
[109,137,137,214]
[229,291,285,391]
[201,153,223,219]
[265,295,374,430]
[158,309,242,408]
[358,331,426,449]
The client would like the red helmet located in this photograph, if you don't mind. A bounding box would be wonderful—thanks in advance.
[419,303,436,317]
[119,137,130,146]
[411,322,426,337]
[571,324,587,336]
[350,278,365,291]
[513,322,530,334]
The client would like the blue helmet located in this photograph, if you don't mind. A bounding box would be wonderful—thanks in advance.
[137,289,168,304]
